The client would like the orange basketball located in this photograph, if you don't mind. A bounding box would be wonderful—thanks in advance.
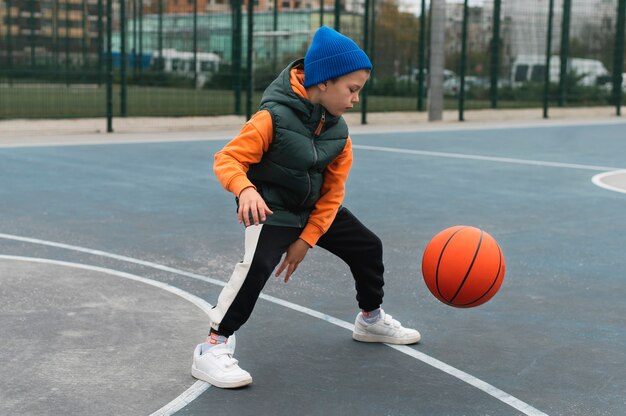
[422,226,505,308]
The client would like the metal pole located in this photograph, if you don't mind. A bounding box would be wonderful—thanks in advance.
[428,0,445,121]
[82,0,87,68]
[320,0,324,26]
[158,0,163,69]
[98,0,104,85]
[558,0,571,107]
[273,0,278,73]
[120,0,127,116]
[30,0,36,68]
[193,0,198,87]
[54,0,60,70]
[458,0,468,121]
[106,0,113,132]
[361,0,370,124]
[7,0,14,83]
[65,0,70,85]
[369,0,376,89]
[543,0,554,119]
[246,0,254,120]
[490,0,501,108]
[334,0,340,31]
[232,0,242,114]
[133,0,137,79]
[139,0,143,78]
[417,0,426,111]
[613,0,625,116]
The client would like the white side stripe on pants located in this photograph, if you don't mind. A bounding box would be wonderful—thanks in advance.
[208,224,264,331]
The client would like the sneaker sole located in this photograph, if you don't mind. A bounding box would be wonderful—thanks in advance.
[191,364,253,389]
[352,332,421,345]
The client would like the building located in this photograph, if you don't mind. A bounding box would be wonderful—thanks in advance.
[1,0,364,67]
[0,0,105,66]
[113,9,364,65]
[161,0,359,14]
[483,0,616,66]
[445,2,489,57]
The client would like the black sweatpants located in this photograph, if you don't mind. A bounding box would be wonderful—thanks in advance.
[208,207,385,337]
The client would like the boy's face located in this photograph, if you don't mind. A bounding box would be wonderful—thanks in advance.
[318,69,370,117]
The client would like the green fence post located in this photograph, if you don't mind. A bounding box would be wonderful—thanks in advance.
[82,0,87,68]
[334,0,340,31]
[490,0,501,108]
[458,0,468,121]
[132,0,137,79]
[106,0,113,132]
[53,0,59,70]
[121,0,127,116]
[369,0,376,90]
[417,0,426,111]
[158,0,163,68]
[272,0,278,73]
[361,0,370,124]
[98,0,104,85]
[558,0,571,107]
[29,0,36,68]
[65,0,70,85]
[246,0,254,120]
[193,0,197,88]
[232,0,242,115]
[543,0,555,119]
[614,0,625,116]
[7,0,13,83]
[139,0,143,78]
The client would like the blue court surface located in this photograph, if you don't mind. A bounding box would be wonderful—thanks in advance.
[1,119,625,416]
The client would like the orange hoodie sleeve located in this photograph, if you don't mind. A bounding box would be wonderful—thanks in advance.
[213,110,274,197]
[300,136,353,247]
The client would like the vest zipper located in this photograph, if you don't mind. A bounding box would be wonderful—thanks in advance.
[299,110,324,207]
[314,109,325,137]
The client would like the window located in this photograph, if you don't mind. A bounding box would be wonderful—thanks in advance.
[530,65,545,82]
[514,64,528,82]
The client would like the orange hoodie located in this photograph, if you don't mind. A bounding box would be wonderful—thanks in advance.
[213,67,353,247]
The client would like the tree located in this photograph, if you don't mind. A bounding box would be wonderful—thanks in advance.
[372,0,422,79]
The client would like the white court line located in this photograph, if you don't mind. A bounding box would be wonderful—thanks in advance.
[0,254,212,416]
[1,116,625,149]
[0,233,548,416]
[591,169,626,195]
[353,144,622,172]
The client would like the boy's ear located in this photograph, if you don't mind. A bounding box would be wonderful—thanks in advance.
[318,81,328,92]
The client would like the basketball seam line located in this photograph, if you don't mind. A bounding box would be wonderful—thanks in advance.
[456,240,504,307]
[435,226,468,304]
[449,230,483,304]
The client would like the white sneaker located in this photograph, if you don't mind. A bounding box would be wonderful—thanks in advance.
[352,309,421,345]
[191,342,252,388]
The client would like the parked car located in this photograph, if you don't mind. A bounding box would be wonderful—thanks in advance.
[510,54,609,87]
[396,68,459,94]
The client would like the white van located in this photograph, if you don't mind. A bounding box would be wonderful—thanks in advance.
[153,49,221,88]
[510,54,609,87]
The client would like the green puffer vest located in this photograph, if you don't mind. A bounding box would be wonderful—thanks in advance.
[246,59,349,228]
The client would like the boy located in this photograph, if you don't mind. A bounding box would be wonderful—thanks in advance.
[191,26,420,389]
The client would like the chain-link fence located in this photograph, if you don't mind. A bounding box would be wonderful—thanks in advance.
[1,0,624,123]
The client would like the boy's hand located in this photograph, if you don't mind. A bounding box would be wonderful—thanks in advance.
[238,187,273,226]
[275,239,311,283]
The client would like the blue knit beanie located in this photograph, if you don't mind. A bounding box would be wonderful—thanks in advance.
[303,26,372,88]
